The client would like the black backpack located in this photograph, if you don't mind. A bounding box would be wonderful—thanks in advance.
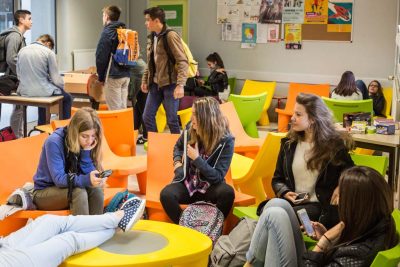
[0,30,23,73]
[0,74,19,96]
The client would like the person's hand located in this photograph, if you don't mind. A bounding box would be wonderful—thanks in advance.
[82,138,97,151]
[174,161,183,170]
[313,222,345,252]
[174,85,184,99]
[283,191,298,203]
[90,170,103,187]
[96,80,104,86]
[187,143,199,160]
[311,221,327,240]
[330,186,339,205]
[141,83,148,93]
[197,79,205,86]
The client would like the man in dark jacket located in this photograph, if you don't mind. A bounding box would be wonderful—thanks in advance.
[95,5,130,110]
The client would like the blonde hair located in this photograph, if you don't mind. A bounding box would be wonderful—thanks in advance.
[189,97,230,154]
[65,107,103,170]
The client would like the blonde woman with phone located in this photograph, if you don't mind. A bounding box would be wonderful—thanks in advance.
[33,107,106,215]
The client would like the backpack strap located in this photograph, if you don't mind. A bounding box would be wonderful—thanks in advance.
[162,29,176,85]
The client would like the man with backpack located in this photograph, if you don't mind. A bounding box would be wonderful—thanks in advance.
[141,7,188,134]
[95,5,130,110]
[0,10,32,138]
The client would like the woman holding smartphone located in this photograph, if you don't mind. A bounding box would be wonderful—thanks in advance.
[245,166,399,267]
[272,93,354,229]
[33,107,105,215]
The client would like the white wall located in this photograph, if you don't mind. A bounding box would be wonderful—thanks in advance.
[56,0,129,71]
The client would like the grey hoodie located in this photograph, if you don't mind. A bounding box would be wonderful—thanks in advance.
[2,26,25,76]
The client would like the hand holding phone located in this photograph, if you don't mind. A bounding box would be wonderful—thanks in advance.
[293,192,309,204]
[96,169,112,178]
[297,208,315,237]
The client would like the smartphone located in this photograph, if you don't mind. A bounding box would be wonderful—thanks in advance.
[96,169,112,178]
[293,192,309,204]
[297,208,315,236]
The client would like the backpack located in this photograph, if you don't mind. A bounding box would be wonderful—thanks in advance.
[210,217,257,267]
[0,30,23,72]
[0,74,19,96]
[104,189,137,212]
[179,201,224,245]
[0,126,17,142]
[162,29,198,80]
[113,28,140,67]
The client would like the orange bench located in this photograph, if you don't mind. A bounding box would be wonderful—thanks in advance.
[0,134,123,236]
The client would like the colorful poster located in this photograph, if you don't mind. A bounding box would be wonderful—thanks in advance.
[267,24,280,42]
[258,0,284,24]
[282,0,305,23]
[304,0,328,24]
[284,23,302,49]
[327,0,353,32]
[241,23,257,48]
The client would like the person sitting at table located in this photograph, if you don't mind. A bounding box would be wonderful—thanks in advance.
[10,34,72,138]
[331,71,363,101]
[272,93,354,229]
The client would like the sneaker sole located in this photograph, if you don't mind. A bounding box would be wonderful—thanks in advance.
[125,199,146,232]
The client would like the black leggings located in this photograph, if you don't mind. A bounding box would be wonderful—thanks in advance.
[160,181,235,224]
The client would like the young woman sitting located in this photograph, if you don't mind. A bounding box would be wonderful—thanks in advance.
[331,71,363,100]
[33,107,105,215]
[245,166,399,267]
[368,80,386,117]
[272,93,354,229]
[160,97,235,223]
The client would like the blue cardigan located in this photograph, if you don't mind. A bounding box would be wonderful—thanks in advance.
[33,127,95,190]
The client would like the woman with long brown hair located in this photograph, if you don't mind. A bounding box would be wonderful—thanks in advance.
[245,166,398,267]
[33,107,105,215]
[331,71,363,100]
[272,93,354,229]
[160,97,235,223]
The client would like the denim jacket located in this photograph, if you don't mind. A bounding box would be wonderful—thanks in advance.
[172,124,234,185]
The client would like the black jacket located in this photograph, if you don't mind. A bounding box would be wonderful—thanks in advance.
[172,124,234,185]
[205,69,228,94]
[370,94,385,117]
[303,217,395,266]
[271,138,354,227]
[95,21,130,82]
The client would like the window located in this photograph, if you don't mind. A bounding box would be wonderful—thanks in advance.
[0,0,14,32]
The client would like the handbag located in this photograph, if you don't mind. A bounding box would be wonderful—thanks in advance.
[0,126,16,142]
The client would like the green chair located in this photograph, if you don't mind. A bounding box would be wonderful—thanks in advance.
[350,153,389,176]
[228,77,236,94]
[322,97,373,123]
[370,209,400,267]
[228,92,267,138]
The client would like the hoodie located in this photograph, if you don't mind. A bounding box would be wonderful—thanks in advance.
[33,127,95,190]
[95,21,130,82]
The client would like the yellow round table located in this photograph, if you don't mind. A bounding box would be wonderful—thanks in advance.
[61,220,212,267]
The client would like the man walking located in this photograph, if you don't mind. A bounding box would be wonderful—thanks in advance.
[141,7,188,134]
[96,5,130,110]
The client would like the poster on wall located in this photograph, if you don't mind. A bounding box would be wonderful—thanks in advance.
[267,24,280,42]
[222,23,242,41]
[159,4,183,36]
[304,0,328,24]
[217,0,261,24]
[241,23,257,48]
[282,0,305,23]
[256,23,269,43]
[327,0,353,32]
[258,0,284,24]
[284,23,302,49]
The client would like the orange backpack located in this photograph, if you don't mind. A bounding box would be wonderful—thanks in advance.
[113,28,140,67]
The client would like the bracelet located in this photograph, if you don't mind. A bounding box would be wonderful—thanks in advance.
[315,243,325,252]
[323,234,332,244]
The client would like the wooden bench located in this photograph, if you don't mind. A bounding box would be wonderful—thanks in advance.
[0,134,123,236]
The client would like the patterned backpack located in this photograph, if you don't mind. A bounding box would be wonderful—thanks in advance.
[113,28,140,67]
[179,201,224,245]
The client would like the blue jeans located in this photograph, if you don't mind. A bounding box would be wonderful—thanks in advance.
[143,83,180,134]
[38,90,73,125]
[246,199,306,267]
[0,213,118,267]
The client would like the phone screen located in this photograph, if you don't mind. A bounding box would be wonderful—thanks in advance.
[297,209,315,236]
[295,193,308,200]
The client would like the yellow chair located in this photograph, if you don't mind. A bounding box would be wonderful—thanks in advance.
[178,107,192,129]
[231,132,286,204]
[241,80,276,126]
[156,105,193,131]
[382,87,393,119]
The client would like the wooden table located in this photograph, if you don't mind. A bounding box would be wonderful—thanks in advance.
[0,95,64,137]
[352,132,400,190]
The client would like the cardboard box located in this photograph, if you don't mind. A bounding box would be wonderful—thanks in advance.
[343,112,372,128]
[376,124,395,135]
[63,67,105,102]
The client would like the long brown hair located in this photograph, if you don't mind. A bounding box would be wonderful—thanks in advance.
[338,166,398,249]
[65,108,103,170]
[189,97,230,154]
[333,71,360,97]
[287,93,354,171]
[368,80,383,96]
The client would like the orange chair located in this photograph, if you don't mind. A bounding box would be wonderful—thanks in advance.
[145,132,255,232]
[0,134,122,236]
[72,107,136,156]
[220,101,264,158]
[276,83,330,132]
[51,119,147,191]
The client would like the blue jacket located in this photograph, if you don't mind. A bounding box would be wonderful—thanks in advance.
[33,127,95,190]
[95,21,130,82]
